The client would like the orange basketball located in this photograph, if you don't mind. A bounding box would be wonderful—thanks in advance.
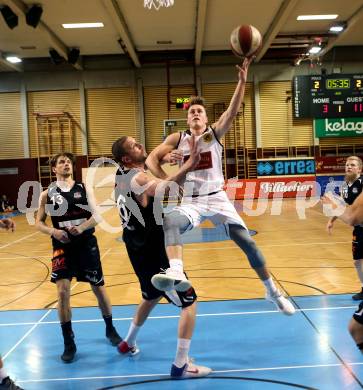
[230,24,262,58]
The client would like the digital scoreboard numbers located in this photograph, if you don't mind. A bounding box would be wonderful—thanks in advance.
[293,74,363,118]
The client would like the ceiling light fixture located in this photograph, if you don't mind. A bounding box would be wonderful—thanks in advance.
[329,22,346,33]
[330,25,344,32]
[6,56,22,63]
[0,5,18,29]
[26,5,43,28]
[297,14,338,21]
[309,46,322,54]
[49,49,65,65]
[62,22,104,29]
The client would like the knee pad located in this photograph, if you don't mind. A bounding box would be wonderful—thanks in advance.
[228,224,266,268]
[163,211,191,247]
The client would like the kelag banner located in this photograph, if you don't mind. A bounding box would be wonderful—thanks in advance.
[315,117,363,137]
[257,158,315,177]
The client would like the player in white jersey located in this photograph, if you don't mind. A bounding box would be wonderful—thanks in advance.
[146,57,295,315]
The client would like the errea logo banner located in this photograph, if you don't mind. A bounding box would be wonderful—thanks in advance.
[257,158,315,177]
[315,117,363,137]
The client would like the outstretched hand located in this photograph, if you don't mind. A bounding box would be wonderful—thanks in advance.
[321,192,346,217]
[236,56,254,83]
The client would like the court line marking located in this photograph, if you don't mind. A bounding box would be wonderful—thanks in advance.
[0,305,356,327]
[2,248,111,360]
[0,231,39,250]
[15,361,363,384]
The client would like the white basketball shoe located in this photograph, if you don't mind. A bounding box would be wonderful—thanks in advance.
[151,268,192,292]
[170,358,212,379]
[265,289,296,315]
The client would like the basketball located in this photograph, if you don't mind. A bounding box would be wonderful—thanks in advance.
[230,24,262,58]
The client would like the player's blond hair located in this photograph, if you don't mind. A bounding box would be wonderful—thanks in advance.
[346,156,362,169]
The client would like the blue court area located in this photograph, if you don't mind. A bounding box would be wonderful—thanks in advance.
[1,295,363,389]
[0,211,21,219]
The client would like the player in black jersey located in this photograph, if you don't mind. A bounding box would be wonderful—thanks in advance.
[0,218,24,390]
[35,152,121,363]
[112,135,211,379]
[322,159,363,352]
[326,156,363,300]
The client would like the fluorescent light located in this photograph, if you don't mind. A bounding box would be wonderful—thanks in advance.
[329,25,344,32]
[62,22,104,29]
[309,46,322,54]
[297,14,338,21]
[6,56,22,63]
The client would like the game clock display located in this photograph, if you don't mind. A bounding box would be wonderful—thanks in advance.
[293,74,363,118]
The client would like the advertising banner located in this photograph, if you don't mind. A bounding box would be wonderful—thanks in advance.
[315,175,344,196]
[257,158,315,177]
[315,117,363,137]
[225,177,317,200]
[315,156,346,174]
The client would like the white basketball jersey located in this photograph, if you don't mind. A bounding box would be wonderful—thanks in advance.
[177,126,224,196]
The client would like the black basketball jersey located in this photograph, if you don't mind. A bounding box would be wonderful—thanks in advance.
[341,176,363,205]
[46,182,94,245]
[114,167,164,246]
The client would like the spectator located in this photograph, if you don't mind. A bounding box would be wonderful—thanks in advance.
[0,195,14,213]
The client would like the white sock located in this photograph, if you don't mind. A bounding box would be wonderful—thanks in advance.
[170,258,184,273]
[173,338,191,368]
[263,277,278,294]
[125,321,140,347]
[354,260,363,288]
[0,367,7,381]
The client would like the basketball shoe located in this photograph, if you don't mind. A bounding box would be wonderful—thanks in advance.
[117,340,140,356]
[352,288,363,301]
[61,339,77,363]
[170,358,211,379]
[265,289,296,315]
[0,377,24,390]
[151,269,191,292]
[106,326,122,346]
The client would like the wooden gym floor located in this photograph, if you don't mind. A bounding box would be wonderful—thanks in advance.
[0,198,358,312]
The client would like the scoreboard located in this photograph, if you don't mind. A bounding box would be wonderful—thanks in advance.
[293,74,363,118]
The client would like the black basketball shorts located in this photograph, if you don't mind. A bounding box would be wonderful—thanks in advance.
[352,226,363,260]
[125,238,197,308]
[50,235,104,286]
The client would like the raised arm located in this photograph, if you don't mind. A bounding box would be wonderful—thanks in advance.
[322,192,363,226]
[213,56,253,139]
[136,135,200,198]
[339,192,363,226]
[145,132,180,179]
